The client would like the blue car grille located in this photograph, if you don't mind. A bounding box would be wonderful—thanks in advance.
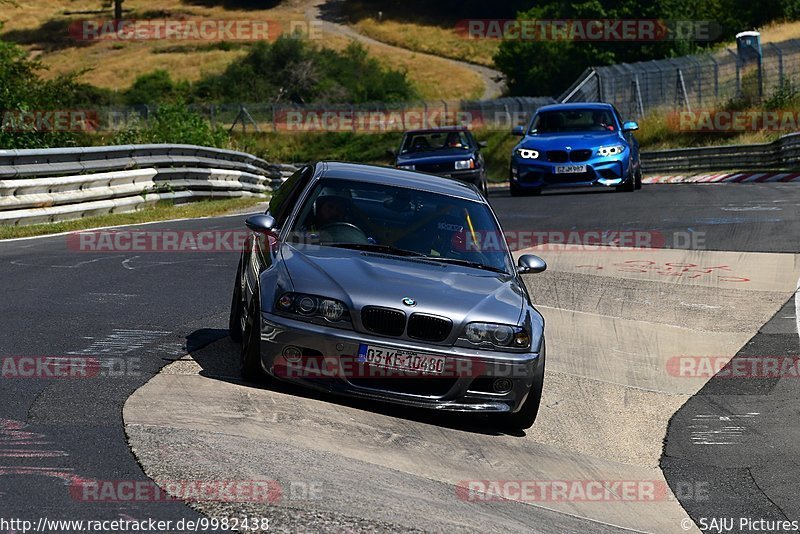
[415,162,455,173]
[569,149,593,162]
[546,150,568,163]
[407,313,452,342]
[545,149,593,163]
[361,306,406,336]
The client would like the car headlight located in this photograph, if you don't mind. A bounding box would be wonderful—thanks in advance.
[397,164,415,170]
[598,145,625,157]
[515,148,539,159]
[462,322,530,349]
[454,159,475,170]
[276,292,350,323]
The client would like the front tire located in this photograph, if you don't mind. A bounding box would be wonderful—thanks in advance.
[616,167,636,192]
[634,166,643,190]
[240,291,267,382]
[498,341,545,431]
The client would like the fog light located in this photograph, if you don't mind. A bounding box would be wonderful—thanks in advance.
[283,346,302,362]
[492,378,513,393]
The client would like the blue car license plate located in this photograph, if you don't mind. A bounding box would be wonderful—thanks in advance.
[554,164,587,174]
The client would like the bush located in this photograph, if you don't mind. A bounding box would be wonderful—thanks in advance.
[125,70,190,106]
[193,36,418,104]
[0,36,110,149]
[111,103,228,147]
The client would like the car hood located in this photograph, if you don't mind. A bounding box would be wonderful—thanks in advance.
[396,149,474,166]
[279,244,525,327]
[518,131,622,151]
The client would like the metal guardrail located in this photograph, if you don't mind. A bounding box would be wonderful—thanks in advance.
[0,144,296,226]
[641,132,800,173]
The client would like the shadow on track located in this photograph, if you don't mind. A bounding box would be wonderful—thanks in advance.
[186,328,527,437]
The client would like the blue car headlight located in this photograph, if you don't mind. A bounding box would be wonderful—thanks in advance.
[454,159,476,170]
[515,148,539,159]
[597,145,625,157]
[397,164,415,170]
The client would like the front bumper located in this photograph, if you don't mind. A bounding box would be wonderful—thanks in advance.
[258,312,542,413]
[511,154,629,190]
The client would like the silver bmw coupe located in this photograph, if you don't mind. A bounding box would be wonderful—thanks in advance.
[229,162,547,430]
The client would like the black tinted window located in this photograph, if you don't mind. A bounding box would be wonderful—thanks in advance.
[269,165,312,227]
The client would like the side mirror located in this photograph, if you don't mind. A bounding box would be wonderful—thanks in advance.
[245,214,276,233]
[511,126,525,136]
[477,140,488,148]
[622,121,639,131]
[517,254,547,274]
[386,148,397,157]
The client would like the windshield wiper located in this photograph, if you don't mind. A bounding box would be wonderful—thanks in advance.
[328,243,425,257]
[421,256,507,274]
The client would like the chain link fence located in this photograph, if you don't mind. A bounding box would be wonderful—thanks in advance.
[559,39,800,119]
[91,97,556,133]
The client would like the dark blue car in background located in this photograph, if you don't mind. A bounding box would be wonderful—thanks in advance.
[391,127,488,196]
[509,102,642,196]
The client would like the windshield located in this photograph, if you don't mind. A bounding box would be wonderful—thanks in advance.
[400,131,472,154]
[289,178,511,273]
[529,109,617,134]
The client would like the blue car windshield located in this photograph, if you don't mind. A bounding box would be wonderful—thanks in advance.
[529,109,617,134]
[289,178,512,274]
[400,131,473,154]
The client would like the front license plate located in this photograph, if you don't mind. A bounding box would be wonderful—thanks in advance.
[358,344,445,374]
[554,164,587,174]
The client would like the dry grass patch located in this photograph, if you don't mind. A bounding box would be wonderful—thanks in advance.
[351,18,499,68]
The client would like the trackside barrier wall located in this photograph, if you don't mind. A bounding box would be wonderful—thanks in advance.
[641,132,800,173]
[0,144,298,226]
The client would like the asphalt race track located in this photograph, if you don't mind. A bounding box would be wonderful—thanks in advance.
[1,184,799,533]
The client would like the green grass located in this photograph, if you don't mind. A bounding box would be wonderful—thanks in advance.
[233,129,518,182]
[0,197,268,240]
[233,131,403,165]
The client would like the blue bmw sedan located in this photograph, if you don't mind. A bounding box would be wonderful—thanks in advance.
[509,103,642,196]
[392,127,488,196]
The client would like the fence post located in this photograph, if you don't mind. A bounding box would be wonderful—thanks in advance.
[770,43,784,86]
[727,49,741,97]
[709,56,719,103]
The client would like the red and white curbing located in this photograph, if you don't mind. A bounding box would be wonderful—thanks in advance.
[643,172,800,184]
